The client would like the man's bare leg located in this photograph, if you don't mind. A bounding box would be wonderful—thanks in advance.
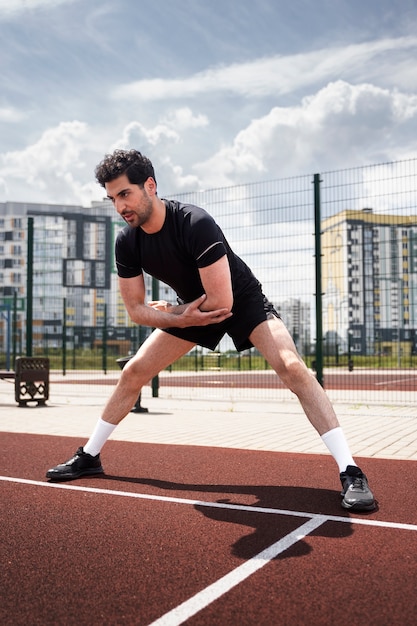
[249,317,339,435]
[101,330,195,426]
[46,331,194,480]
[249,317,356,472]
[249,317,376,510]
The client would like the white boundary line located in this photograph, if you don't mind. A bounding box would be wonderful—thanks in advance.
[149,516,326,626]
[2,476,417,626]
[374,378,412,386]
[1,476,416,532]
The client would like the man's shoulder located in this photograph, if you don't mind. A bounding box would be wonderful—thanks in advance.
[164,199,212,225]
[115,223,136,245]
[164,198,204,214]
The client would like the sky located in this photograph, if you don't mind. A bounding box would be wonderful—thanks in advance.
[1,0,417,207]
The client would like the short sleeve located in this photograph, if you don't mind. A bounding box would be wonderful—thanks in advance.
[196,241,226,267]
[185,207,227,268]
[115,227,142,278]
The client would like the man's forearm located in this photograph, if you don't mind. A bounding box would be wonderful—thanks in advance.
[128,303,187,329]
[126,295,232,329]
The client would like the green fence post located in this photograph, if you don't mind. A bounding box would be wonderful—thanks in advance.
[102,303,107,375]
[26,217,33,357]
[12,291,17,368]
[62,297,67,375]
[151,277,159,397]
[313,174,324,387]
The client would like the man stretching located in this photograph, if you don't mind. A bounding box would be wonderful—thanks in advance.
[47,149,376,512]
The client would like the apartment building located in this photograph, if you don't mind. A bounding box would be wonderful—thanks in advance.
[277,298,311,356]
[322,208,417,358]
[0,200,176,356]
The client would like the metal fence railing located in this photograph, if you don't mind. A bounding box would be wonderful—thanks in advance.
[1,159,416,404]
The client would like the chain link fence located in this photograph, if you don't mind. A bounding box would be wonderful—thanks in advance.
[1,159,416,404]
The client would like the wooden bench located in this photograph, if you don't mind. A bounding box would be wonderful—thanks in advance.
[0,357,49,406]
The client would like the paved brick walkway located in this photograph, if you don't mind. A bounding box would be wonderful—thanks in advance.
[1,378,416,460]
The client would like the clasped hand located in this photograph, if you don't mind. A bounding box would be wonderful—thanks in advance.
[148,294,232,327]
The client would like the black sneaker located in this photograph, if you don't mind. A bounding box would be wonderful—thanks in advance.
[46,447,104,482]
[340,465,376,511]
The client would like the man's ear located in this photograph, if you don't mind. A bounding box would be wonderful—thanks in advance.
[144,177,157,195]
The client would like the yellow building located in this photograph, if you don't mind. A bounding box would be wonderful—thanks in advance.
[322,208,417,358]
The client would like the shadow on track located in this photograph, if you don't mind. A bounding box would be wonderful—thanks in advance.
[101,474,353,560]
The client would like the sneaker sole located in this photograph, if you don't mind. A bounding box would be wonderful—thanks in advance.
[46,466,104,482]
[341,498,376,512]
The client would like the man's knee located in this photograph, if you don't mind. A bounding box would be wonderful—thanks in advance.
[277,357,312,390]
[121,358,147,387]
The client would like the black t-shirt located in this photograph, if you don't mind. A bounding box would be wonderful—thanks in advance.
[115,199,259,303]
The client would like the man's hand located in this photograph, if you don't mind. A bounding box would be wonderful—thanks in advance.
[147,300,170,311]
[174,294,232,328]
[129,294,231,329]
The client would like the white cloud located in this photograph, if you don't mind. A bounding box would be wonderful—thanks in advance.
[112,36,417,102]
[0,106,25,122]
[360,162,417,214]
[109,118,202,193]
[110,121,179,151]
[0,0,77,19]
[192,81,417,189]
[161,107,209,130]
[110,109,208,152]
[2,76,417,206]
[0,114,207,205]
[0,120,101,204]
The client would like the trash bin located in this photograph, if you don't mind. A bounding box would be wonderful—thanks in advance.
[15,356,49,406]
[116,356,148,413]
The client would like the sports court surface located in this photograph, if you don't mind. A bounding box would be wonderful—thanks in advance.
[1,383,416,625]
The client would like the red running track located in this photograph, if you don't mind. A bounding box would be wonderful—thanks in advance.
[1,432,416,625]
[158,371,417,391]
[55,370,417,391]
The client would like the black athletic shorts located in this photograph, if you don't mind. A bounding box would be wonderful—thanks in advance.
[163,289,280,352]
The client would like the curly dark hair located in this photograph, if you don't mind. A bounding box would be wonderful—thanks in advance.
[95,149,156,188]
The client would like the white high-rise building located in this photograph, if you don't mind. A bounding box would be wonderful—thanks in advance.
[322,208,417,358]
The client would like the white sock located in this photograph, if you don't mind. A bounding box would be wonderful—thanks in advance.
[83,418,117,457]
[321,427,356,473]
